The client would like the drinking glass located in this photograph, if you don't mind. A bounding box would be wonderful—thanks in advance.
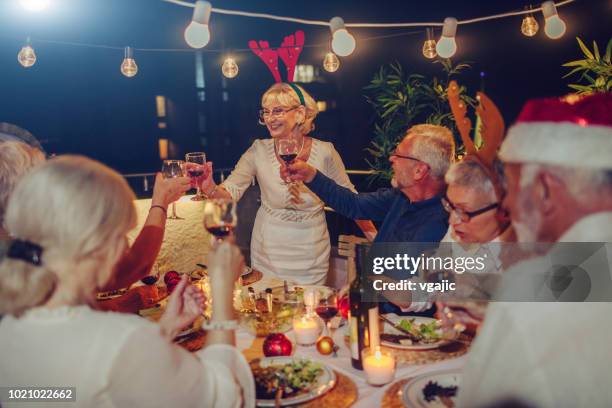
[161,159,185,220]
[276,138,300,184]
[185,152,206,201]
[203,198,238,244]
[315,288,339,337]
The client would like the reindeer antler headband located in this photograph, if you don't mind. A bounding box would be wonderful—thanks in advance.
[447,80,506,201]
[248,30,306,104]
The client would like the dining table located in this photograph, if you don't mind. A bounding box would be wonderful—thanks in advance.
[177,276,471,407]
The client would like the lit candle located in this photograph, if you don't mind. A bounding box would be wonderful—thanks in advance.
[368,307,380,349]
[293,315,321,346]
[304,289,318,310]
[363,347,396,386]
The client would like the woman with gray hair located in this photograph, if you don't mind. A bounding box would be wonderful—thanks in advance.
[0,156,254,407]
[442,159,513,244]
[433,159,515,332]
[0,141,45,258]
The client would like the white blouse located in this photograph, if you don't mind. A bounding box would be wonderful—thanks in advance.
[0,306,254,408]
[222,138,356,215]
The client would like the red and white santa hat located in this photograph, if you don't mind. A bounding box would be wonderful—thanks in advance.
[500,92,612,169]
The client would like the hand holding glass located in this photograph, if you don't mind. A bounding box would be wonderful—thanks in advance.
[161,160,185,220]
[185,152,206,201]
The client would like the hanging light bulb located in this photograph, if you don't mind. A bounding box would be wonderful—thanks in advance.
[18,38,36,68]
[185,1,212,49]
[323,52,340,72]
[329,17,356,57]
[541,1,566,39]
[521,13,539,37]
[436,17,458,59]
[19,0,51,12]
[120,47,138,78]
[422,27,437,59]
[222,57,239,78]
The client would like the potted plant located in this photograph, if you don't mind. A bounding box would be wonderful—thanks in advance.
[562,36,612,94]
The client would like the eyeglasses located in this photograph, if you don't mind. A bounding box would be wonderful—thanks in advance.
[258,106,300,124]
[441,195,499,223]
[390,153,424,162]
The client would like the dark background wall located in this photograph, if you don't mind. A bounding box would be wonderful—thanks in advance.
[0,0,610,175]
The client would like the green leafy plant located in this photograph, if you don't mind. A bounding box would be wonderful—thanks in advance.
[563,37,612,94]
[363,60,476,182]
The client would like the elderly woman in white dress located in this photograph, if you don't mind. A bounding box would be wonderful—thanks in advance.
[198,83,375,285]
[0,156,254,408]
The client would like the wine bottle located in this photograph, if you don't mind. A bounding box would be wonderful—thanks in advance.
[349,242,377,370]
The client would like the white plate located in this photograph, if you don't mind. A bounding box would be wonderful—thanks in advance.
[381,314,456,351]
[254,357,336,407]
[402,369,461,408]
[242,266,253,277]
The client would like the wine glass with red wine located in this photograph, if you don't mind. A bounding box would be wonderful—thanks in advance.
[185,152,206,201]
[203,198,238,243]
[315,288,339,337]
[276,138,300,184]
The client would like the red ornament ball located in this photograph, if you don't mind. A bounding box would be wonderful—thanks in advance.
[164,271,180,285]
[263,333,293,357]
[338,295,350,320]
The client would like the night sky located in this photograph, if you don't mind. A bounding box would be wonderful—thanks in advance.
[0,0,610,176]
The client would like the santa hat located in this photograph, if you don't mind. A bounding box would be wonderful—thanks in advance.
[499,93,612,169]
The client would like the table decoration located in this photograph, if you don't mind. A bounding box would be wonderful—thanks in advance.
[263,333,293,357]
[292,313,323,346]
[362,346,396,386]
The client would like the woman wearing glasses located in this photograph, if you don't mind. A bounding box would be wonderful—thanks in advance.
[197,83,375,285]
[432,158,515,334]
[442,159,514,246]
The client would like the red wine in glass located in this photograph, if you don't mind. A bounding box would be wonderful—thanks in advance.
[141,275,159,286]
[188,169,204,178]
[315,305,339,321]
[279,153,297,163]
[206,224,234,238]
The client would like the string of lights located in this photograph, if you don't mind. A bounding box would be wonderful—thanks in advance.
[15,0,576,78]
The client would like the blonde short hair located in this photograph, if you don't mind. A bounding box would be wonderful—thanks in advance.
[0,141,45,228]
[261,83,318,134]
[406,124,455,179]
[0,155,137,316]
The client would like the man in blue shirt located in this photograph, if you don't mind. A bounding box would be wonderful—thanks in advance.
[282,124,454,312]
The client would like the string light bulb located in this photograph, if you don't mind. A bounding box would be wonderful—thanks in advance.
[422,27,437,59]
[322,52,340,72]
[120,47,138,78]
[541,1,566,39]
[185,1,212,49]
[521,14,539,37]
[19,0,51,12]
[221,57,239,78]
[436,17,458,59]
[329,17,356,57]
[18,38,36,68]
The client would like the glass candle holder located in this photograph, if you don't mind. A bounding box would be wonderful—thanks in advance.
[362,346,396,386]
[292,313,323,346]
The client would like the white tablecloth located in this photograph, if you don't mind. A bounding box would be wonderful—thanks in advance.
[129,195,212,274]
[234,318,466,407]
